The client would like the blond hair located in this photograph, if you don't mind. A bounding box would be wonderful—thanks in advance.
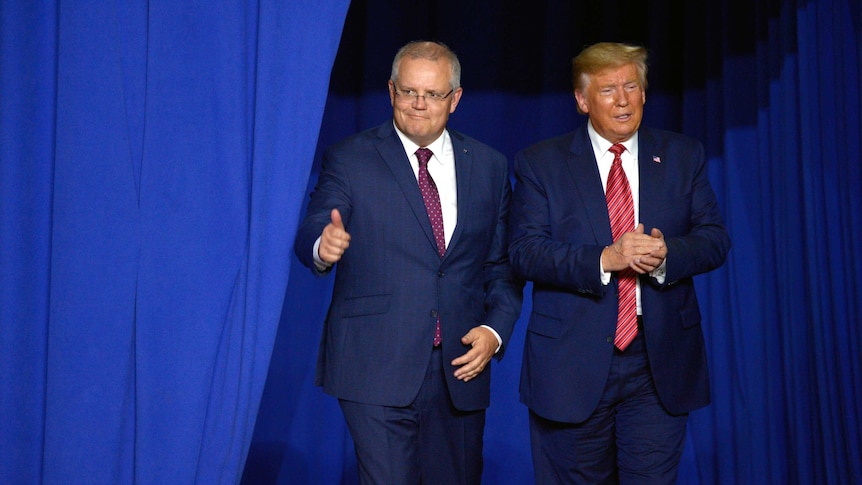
[572,42,648,109]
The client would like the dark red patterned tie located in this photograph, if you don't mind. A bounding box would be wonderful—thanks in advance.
[416,147,444,346]
[606,143,638,351]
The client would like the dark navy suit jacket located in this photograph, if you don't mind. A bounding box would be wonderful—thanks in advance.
[509,124,730,423]
[295,121,522,411]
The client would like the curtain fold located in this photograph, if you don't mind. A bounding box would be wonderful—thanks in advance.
[0,2,57,483]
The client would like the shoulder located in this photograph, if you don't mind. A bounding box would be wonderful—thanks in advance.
[519,130,578,158]
[325,122,394,156]
[448,128,504,159]
[512,129,584,175]
[639,126,703,153]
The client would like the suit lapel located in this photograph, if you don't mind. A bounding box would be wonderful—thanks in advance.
[445,131,471,259]
[566,127,614,244]
[636,127,664,225]
[374,124,441,256]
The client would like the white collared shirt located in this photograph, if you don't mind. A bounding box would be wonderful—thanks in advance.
[588,122,665,314]
[589,122,640,222]
[394,125,458,247]
[395,124,503,351]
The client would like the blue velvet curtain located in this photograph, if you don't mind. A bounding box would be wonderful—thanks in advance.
[246,0,862,483]
[0,0,349,483]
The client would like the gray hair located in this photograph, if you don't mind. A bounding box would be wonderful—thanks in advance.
[391,41,461,90]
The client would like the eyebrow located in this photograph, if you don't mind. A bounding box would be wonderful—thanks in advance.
[599,80,639,89]
[397,85,448,93]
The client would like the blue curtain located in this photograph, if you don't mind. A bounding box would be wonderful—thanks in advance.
[0,0,349,483]
[247,0,862,483]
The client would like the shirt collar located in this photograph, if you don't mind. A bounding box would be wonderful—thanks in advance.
[586,120,638,160]
[393,122,449,165]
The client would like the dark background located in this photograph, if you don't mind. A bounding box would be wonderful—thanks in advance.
[247,0,862,483]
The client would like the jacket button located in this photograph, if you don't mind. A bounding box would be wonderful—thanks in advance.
[430,310,438,318]
[437,271,444,277]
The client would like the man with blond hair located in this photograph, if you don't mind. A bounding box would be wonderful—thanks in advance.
[509,42,730,483]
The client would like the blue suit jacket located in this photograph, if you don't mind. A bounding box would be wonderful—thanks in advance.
[509,124,730,423]
[295,121,523,411]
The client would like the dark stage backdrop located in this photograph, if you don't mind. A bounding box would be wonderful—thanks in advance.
[246,0,861,484]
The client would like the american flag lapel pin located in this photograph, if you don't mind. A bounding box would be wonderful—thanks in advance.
[652,155,661,163]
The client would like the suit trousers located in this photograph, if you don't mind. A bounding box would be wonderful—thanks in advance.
[529,330,689,485]
[340,347,486,485]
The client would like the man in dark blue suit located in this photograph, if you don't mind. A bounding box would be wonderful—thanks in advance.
[295,40,522,484]
[509,42,731,483]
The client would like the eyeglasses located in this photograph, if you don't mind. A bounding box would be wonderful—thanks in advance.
[393,86,454,104]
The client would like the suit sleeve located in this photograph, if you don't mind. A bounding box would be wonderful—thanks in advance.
[508,149,606,296]
[661,143,731,285]
[481,160,524,356]
[294,146,353,274]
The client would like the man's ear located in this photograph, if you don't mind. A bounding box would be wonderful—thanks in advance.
[574,90,588,114]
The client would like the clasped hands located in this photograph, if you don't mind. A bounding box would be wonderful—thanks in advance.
[602,223,667,274]
[318,208,495,383]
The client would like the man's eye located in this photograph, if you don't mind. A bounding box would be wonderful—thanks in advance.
[427,92,442,100]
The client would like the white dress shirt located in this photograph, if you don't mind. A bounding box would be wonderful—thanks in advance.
[394,126,458,247]
[588,121,666,315]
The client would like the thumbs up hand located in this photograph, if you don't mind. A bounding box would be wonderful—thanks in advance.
[318,208,351,264]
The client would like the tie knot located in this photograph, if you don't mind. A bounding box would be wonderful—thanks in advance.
[609,143,625,159]
[416,147,433,166]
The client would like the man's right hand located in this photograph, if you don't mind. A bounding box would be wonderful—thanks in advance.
[318,209,351,264]
[601,223,664,274]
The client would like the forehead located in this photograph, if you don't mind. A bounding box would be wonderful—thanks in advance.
[396,57,452,87]
[590,63,640,86]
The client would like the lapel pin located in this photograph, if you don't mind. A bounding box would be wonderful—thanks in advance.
[652,155,661,164]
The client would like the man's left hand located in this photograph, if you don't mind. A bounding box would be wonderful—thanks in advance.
[631,227,667,273]
[451,326,497,382]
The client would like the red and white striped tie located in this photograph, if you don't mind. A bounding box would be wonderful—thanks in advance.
[606,143,638,351]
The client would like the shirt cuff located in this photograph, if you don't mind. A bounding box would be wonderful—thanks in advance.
[650,259,667,284]
[313,236,332,272]
[600,248,611,285]
[481,324,503,354]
